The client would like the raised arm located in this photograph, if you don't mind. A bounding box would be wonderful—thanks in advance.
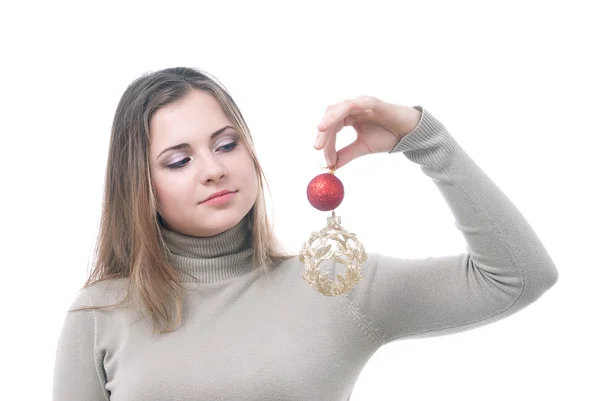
[315,97,558,344]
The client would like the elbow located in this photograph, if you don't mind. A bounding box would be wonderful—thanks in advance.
[528,263,559,300]
[496,262,559,312]
[545,263,559,290]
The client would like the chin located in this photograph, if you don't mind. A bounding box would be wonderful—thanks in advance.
[197,213,243,236]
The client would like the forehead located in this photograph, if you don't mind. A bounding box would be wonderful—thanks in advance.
[150,90,231,145]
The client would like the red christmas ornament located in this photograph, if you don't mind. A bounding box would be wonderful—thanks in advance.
[306,172,345,211]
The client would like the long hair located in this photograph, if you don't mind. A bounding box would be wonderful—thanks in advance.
[71,67,296,334]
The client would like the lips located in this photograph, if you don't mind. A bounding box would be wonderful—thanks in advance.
[201,190,235,203]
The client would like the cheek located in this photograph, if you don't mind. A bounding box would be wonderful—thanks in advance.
[152,177,168,211]
[153,172,191,208]
[241,160,258,188]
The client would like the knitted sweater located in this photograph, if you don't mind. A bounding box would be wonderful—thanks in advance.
[52,106,558,401]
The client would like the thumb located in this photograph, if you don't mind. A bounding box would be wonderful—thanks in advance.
[334,139,370,170]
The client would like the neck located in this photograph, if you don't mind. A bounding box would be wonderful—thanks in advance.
[159,216,254,283]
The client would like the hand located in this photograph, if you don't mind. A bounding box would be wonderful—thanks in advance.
[314,95,422,169]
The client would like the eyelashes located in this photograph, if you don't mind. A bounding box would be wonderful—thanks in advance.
[166,141,239,170]
[166,158,191,170]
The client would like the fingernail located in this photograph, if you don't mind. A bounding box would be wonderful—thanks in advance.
[314,136,322,148]
[325,155,332,167]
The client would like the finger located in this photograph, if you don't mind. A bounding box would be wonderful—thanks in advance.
[322,133,337,169]
[320,118,344,167]
[314,108,346,150]
[317,96,376,132]
[317,100,352,133]
[334,139,371,170]
[315,100,362,148]
[315,104,337,149]
[316,114,365,167]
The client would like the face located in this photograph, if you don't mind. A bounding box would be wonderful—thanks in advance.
[149,89,258,237]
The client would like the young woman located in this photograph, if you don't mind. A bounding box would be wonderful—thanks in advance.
[52,66,558,400]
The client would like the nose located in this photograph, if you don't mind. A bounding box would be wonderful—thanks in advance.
[197,152,226,184]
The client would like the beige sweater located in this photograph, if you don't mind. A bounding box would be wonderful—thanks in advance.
[52,106,558,400]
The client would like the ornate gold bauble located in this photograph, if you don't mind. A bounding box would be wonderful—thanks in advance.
[299,211,366,296]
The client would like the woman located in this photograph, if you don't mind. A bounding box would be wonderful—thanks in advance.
[52,66,558,400]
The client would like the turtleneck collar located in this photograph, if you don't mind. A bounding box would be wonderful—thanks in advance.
[160,215,254,283]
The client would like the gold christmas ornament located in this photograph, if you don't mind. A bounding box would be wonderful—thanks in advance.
[299,165,367,296]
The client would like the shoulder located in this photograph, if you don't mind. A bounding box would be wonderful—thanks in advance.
[67,277,129,311]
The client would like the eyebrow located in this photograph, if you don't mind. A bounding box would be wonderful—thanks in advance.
[156,125,235,160]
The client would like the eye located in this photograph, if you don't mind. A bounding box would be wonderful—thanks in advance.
[219,140,238,152]
[166,157,190,170]
[165,141,238,170]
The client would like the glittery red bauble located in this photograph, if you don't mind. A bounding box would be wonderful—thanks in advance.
[306,173,345,211]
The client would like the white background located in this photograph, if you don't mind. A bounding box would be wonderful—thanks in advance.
[1,0,598,399]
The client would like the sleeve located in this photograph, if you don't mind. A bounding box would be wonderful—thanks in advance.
[342,105,559,345]
[52,289,110,401]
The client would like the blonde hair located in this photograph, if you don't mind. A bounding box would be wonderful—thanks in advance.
[71,67,296,334]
